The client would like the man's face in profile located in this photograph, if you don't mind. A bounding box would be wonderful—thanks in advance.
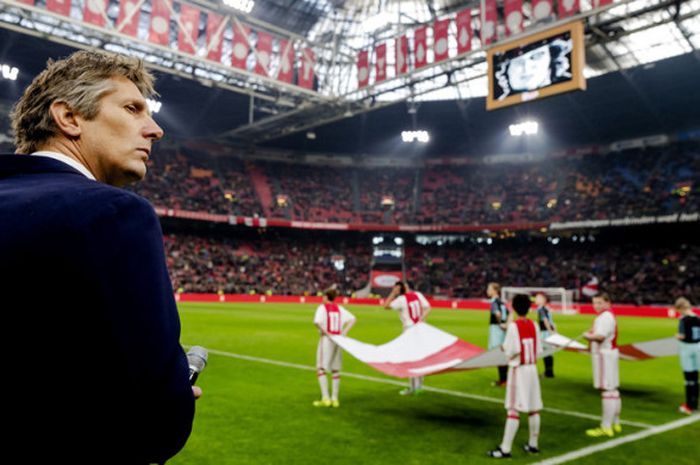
[507,45,552,91]
[77,76,164,187]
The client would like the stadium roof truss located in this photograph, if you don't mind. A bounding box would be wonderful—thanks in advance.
[0,0,698,143]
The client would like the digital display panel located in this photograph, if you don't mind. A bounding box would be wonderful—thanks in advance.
[487,21,586,111]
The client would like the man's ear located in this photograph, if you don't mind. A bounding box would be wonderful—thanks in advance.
[49,101,82,138]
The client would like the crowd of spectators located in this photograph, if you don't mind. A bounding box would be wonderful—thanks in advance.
[163,232,699,305]
[418,143,700,224]
[130,146,262,217]
[124,141,699,226]
[405,238,700,305]
[266,162,357,222]
[164,233,370,296]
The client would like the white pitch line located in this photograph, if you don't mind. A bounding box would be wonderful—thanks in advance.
[203,347,653,428]
[529,414,700,465]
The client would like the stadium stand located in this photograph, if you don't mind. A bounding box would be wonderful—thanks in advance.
[164,230,699,305]
[131,140,699,227]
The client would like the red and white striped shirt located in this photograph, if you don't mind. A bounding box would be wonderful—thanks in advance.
[503,318,542,367]
[313,303,355,336]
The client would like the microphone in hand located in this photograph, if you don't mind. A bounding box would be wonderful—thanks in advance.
[186,346,208,385]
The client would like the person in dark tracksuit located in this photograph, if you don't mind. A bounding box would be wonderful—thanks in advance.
[675,297,700,415]
[487,282,509,386]
[536,293,556,378]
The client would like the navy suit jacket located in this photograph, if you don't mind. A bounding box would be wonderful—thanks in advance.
[0,155,194,464]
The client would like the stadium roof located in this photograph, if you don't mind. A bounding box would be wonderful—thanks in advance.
[0,0,698,145]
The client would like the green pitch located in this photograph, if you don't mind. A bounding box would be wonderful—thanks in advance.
[171,303,700,465]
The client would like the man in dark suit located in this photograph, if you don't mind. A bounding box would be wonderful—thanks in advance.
[0,51,197,464]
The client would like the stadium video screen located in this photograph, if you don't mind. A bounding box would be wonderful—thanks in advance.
[487,21,586,111]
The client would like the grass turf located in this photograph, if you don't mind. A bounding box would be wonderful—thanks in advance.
[170,302,700,465]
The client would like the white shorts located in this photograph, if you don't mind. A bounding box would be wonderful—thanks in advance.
[505,364,543,413]
[316,336,342,372]
[592,348,619,390]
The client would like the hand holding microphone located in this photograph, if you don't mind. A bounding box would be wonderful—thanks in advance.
[187,346,208,399]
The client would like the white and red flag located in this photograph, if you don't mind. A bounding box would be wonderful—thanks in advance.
[594,0,614,7]
[298,48,315,89]
[433,19,450,62]
[455,8,472,55]
[504,0,524,37]
[332,323,488,378]
[375,43,387,82]
[46,0,71,16]
[558,0,580,18]
[545,333,679,361]
[531,0,553,21]
[231,22,250,70]
[414,26,428,68]
[148,0,171,46]
[582,276,599,298]
[205,13,226,63]
[177,4,200,54]
[117,0,142,37]
[480,0,497,45]
[255,30,273,76]
[276,39,294,83]
[357,49,369,88]
[395,35,409,75]
[83,0,107,27]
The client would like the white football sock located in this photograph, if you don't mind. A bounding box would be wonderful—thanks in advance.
[613,391,621,424]
[317,370,329,399]
[331,372,340,401]
[500,412,520,454]
[601,391,617,428]
[528,413,540,448]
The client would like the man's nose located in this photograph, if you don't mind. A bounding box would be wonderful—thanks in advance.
[145,116,164,141]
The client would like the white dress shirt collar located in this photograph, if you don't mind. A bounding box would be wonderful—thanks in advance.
[31,151,97,181]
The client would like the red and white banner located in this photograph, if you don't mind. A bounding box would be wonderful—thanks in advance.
[395,35,409,75]
[276,39,294,83]
[370,271,402,288]
[433,19,450,62]
[545,333,679,361]
[83,0,107,27]
[582,276,599,298]
[255,31,273,76]
[618,337,678,360]
[480,0,498,45]
[117,0,142,37]
[594,0,614,7]
[46,0,71,16]
[148,0,171,46]
[177,4,200,54]
[357,49,369,88]
[455,8,472,55]
[16,0,35,4]
[531,0,553,21]
[558,0,580,18]
[298,48,315,89]
[375,43,387,83]
[205,13,226,63]
[414,26,428,68]
[504,0,524,37]
[231,22,250,70]
[332,323,489,378]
